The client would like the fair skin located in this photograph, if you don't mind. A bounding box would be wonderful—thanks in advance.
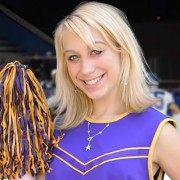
[17,29,180,179]
[12,174,45,180]
[169,102,180,114]
[63,28,125,118]
[153,122,180,179]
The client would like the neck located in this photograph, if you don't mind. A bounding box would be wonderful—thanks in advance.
[91,97,126,120]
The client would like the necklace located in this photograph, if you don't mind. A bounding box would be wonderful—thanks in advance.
[85,122,110,151]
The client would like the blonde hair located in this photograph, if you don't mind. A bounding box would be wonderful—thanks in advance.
[54,1,156,130]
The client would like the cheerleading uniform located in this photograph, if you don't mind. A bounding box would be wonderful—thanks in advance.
[46,107,176,180]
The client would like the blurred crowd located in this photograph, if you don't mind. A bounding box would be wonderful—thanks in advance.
[150,76,180,131]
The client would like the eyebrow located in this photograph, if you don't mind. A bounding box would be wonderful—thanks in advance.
[64,49,77,54]
[64,41,106,54]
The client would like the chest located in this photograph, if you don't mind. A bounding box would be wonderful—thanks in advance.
[47,116,156,180]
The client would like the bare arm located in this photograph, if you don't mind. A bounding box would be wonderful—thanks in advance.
[37,174,45,180]
[153,122,180,179]
[169,103,180,114]
[11,174,45,180]
[11,174,36,180]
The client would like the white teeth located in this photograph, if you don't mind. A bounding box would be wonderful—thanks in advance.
[84,75,102,85]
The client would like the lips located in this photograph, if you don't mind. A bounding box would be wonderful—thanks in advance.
[84,75,103,85]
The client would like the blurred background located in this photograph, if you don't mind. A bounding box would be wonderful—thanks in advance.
[0,0,180,98]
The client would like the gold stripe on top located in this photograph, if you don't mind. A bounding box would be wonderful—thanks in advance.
[54,153,148,175]
[56,146,149,165]
[148,118,176,180]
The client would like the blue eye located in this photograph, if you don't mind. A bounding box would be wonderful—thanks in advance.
[68,55,78,61]
[91,50,102,55]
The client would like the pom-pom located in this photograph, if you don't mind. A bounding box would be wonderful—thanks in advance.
[0,61,57,179]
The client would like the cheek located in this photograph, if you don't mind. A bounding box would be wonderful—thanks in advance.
[96,58,111,69]
[112,55,121,69]
[107,55,121,76]
[101,58,120,70]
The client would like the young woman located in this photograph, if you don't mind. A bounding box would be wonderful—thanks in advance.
[15,1,180,180]
[47,1,180,179]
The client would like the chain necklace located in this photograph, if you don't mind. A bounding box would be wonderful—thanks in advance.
[85,122,110,151]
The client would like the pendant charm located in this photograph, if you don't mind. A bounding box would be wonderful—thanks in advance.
[86,122,110,151]
[86,144,91,151]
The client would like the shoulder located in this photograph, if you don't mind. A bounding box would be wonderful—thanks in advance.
[154,122,178,151]
[135,108,176,135]
[129,108,175,136]
[137,107,168,120]
[153,122,180,178]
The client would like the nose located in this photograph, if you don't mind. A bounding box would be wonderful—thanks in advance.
[80,58,95,75]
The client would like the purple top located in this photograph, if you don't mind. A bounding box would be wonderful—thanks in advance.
[46,107,175,180]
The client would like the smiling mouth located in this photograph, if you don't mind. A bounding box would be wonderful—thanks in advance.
[84,75,103,85]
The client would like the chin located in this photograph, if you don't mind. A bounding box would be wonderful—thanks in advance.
[82,88,106,100]
[87,93,104,101]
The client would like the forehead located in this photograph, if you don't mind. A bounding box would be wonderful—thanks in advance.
[62,28,106,51]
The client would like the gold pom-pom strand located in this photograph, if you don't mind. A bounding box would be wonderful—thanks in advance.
[0,61,56,179]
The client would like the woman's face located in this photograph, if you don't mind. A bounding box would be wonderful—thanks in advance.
[63,28,122,102]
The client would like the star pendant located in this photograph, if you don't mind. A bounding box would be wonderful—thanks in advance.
[85,144,91,151]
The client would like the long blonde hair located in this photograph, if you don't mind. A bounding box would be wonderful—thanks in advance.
[53,1,156,130]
